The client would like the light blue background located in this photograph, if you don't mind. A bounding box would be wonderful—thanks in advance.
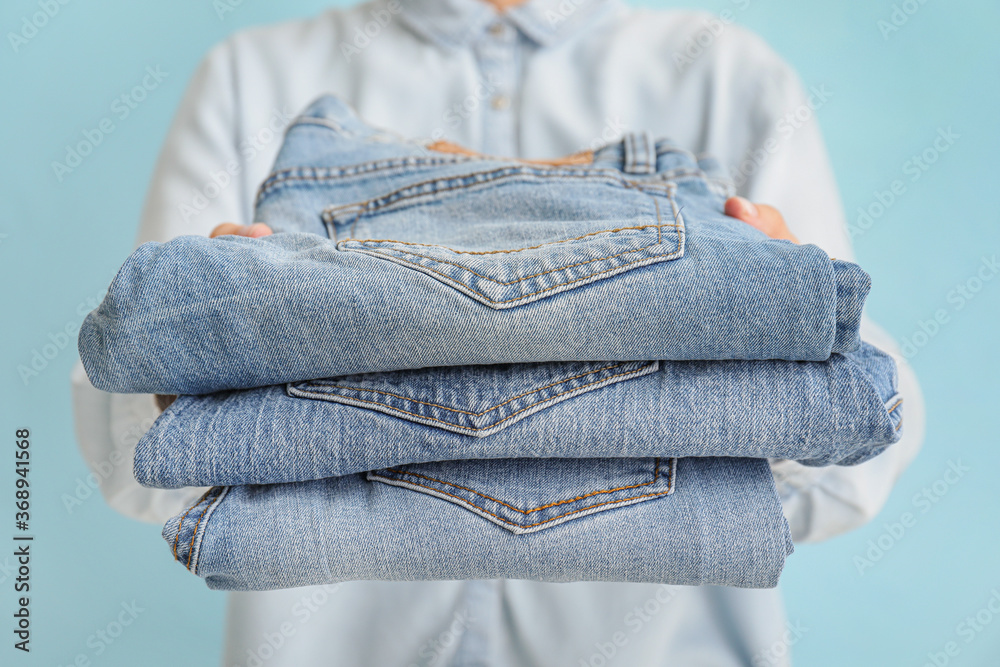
[0,1,996,665]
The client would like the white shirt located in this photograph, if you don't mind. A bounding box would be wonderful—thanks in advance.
[70,0,924,664]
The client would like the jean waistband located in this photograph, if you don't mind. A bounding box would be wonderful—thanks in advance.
[284,96,734,188]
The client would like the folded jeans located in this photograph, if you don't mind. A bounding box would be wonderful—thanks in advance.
[79,96,870,395]
[135,342,902,489]
[165,457,794,591]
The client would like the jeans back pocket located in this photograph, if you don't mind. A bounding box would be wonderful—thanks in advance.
[287,359,659,437]
[324,166,684,308]
[367,457,677,534]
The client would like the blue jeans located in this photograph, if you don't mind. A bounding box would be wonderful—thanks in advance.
[79,96,870,395]
[136,342,902,488]
[167,457,793,591]
[100,96,897,591]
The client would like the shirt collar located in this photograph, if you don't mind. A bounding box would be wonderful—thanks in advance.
[397,0,619,49]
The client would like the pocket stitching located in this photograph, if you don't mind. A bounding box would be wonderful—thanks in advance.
[343,221,676,257]
[341,220,676,287]
[321,165,641,224]
[298,361,645,417]
[369,458,675,530]
[290,361,656,433]
[341,195,683,306]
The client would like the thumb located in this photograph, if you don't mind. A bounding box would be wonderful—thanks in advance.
[724,197,799,243]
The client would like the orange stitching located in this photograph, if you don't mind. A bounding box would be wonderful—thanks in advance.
[172,489,214,560]
[191,489,226,575]
[425,140,595,166]
[887,399,903,415]
[356,243,683,305]
[340,189,683,303]
[185,488,222,570]
[298,364,654,432]
[383,458,661,515]
[345,226,671,286]
[372,458,675,529]
[344,223,678,256]
[306,362,639,417]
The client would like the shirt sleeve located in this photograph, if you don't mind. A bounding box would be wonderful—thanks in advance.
[71,41,244,523]
[730,39,925,543]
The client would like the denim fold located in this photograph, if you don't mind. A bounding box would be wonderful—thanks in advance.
[165,457,794,591]
[79,96,870,395]
[135,343,902,489]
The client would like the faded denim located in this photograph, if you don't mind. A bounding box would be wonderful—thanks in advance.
[135,342,902,489]
[165,457,793,591]
[78,96,871,395]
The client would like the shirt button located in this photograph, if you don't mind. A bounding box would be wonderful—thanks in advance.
[491,94,511,111]
[489,22,506,37]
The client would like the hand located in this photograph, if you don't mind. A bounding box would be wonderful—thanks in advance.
[724,197,799,244]
[209,222,273,239]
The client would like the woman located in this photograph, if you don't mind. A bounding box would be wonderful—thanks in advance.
[72,0,923,664]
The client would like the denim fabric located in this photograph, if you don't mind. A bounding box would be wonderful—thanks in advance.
[164,457,793,591]
[134,342,902,489]
[78,96,870,395]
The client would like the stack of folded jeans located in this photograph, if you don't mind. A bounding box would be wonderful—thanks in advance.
[78,97,903,592]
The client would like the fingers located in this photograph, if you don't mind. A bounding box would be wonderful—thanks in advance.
[209,222,273,239]
[724,196,799,244]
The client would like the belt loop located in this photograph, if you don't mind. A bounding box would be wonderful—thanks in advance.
[623,131,656,175]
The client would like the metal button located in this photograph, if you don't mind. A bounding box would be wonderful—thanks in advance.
[489,22,506,37]
[491,94,511,111]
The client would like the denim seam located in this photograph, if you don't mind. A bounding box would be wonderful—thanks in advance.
[185,488,224,570]
[380,456,665,514]
[289,362,657,433]
[338,193,684,306]
[887,397,904,432]
[342,222,673,287]
[295,361,645,417]
[343,222,677,257]
[321,166,649,225]
[256,155,477,203]
[367,458,676,530]
[171,488,214,560]
[190,487,228,575]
